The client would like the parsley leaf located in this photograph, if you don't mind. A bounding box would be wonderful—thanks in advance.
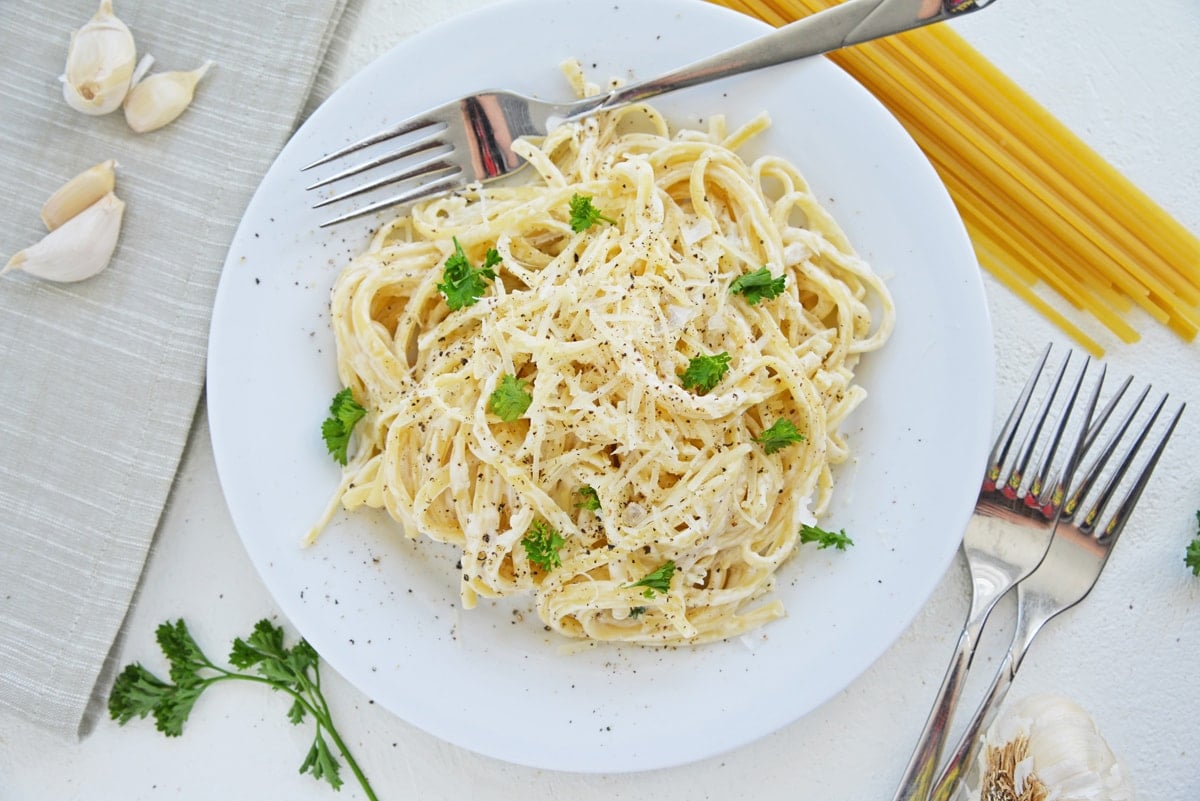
[754,418,805,454]
[300,733,343,790]
[680,352,731,395]
[576,485,601,511]
[321,388,366,466]
[628,560,676,598]
[108,663,176,728]
[1186,510,1200,576]
[628,606,646,618]
[488,373,533,422]
[568,193,616,232]
[522,519,565,571]
[109,619,378,800]
[438,236,499,310]
[730,267,786,305]
[799,523,854,551]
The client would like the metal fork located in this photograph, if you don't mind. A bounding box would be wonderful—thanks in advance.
[302,0,999,226]
[890,344,1103,801]
[926,388,1185,801]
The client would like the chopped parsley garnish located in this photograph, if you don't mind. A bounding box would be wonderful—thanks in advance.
[109,619,377,799]
[1187,539,1200,576]
[488,373,532,422]
[627,560,676,598]
[437,236,500,310]
[1186,510,1200,576]
[730,267,786,305]
[628,606,646,618]
[321,387,366,465]
[680,352,731,395]
[799,523,854,551]
[568,193,616,232]
[522,519,565,571]
[576,485,601,511]
[754,418,805,454]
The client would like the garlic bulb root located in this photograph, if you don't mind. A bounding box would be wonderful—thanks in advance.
[123,61,214,133]
[61,0,137,115]
[4,193,125,283]
[968,694,1135,801]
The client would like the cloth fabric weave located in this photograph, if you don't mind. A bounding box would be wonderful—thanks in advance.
[0,0,349,737]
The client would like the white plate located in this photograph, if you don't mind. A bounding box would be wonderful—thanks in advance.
[207,0,993,773]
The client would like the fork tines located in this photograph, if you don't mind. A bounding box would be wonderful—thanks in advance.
[985,345,1103,517]
[1065,386,1185,541]
[300,110,462,226]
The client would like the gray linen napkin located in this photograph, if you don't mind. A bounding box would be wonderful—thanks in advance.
[0,0,347,737]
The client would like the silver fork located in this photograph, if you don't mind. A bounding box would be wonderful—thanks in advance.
[890,344,1105,801]
[302,0,999,226]
[926,388,1185,801]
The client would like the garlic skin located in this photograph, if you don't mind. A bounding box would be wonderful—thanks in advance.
[129,53,155,88]
[40,159,117,231]
[61,0,137,116]
[123,61,213,133]
[967,694,1135,801]
[3,193,125,283]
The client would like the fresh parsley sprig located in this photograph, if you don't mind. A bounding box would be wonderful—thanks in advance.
[109,619,377,800]
[576,485,601,512]
[568,193,616,232]
[754,418,805,454]
[438,236,500,310]
[488,373,533,422]
[680,352,731,395]
[321,388,366,466]
[799,523,854,551]
[627,560,676,598]
[1185,510,1200,576]
[730,267,786,305]
[522,519,565,571]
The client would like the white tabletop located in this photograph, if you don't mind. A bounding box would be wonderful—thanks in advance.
[3,1,1199,799]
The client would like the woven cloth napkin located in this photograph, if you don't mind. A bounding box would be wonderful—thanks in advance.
[0,0,350,737]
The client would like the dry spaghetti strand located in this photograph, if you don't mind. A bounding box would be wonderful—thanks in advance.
[712,0,1200,356]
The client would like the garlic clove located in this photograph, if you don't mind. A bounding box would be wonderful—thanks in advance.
[3,192,125,283]
[967,694,1136,801]
[61,0,137,116]
[123,61,213,133]
[40,159,118,231]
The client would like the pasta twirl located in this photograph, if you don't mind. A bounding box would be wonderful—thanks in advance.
[314,66,894,644]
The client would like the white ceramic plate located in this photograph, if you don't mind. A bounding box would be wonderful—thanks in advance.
[207,0,993,773]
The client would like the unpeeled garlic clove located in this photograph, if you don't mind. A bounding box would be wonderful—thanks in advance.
[123,61,213,133]
[40,159,118,231]
[61,0,137,116]
[3,193,125,283]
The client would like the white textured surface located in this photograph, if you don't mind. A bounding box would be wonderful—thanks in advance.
[1,0,1198,799]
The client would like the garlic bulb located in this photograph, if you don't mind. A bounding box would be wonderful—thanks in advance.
[61,0,137,115]
[40,159,117,231]
[965,695,1135,801]
[123,61,213,133]
[3,193,125,283]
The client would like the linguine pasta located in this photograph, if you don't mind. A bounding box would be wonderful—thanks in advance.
[313,64,894,644]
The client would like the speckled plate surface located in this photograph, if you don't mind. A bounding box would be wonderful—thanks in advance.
[207,0,993,773]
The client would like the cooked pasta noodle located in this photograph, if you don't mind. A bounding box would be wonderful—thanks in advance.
[314,63,893,644]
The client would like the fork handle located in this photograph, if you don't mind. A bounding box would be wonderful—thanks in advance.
[927,595,1050,801]
[925,647,1019,801]
[577,0,997,116]
[889,602,992,801]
